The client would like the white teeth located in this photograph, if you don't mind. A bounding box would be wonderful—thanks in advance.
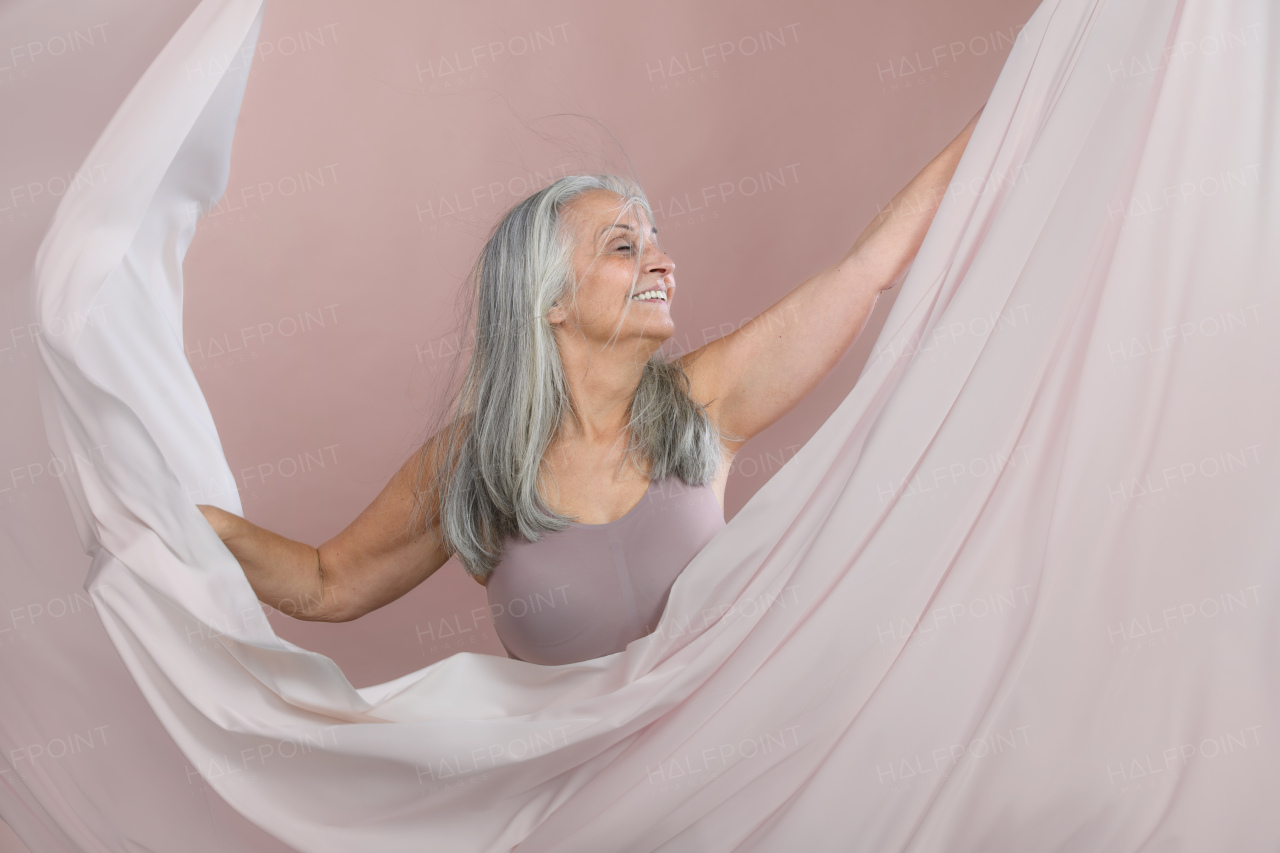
[631,289,666,301]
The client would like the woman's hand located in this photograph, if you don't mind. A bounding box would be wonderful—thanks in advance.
[197,504,234,541]
[858,104,984,293]
[190,441,456,623]
[193,503,333,620]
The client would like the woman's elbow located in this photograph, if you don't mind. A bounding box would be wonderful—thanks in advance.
[273,589,355,623]
[281,558,358,622]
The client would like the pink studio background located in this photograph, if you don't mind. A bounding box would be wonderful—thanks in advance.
[1,0,1035,848]
[181,0,1038,689]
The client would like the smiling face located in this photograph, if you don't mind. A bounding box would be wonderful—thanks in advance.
[549,189,676,356]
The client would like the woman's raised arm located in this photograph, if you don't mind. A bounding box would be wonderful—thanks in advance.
[197,436,454,623]
[681,106,984,450]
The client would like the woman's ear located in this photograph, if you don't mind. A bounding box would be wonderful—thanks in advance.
[547,301,566,325]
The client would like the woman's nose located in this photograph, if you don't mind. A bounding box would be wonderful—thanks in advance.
[645,247,674,275]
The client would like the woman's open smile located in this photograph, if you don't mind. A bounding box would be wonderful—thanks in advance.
[629,284,670,304]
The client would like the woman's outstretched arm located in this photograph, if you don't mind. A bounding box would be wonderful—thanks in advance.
[681,105,983,449]
[197,440,454,622]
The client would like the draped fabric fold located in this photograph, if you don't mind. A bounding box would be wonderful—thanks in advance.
[17,0,1280,849]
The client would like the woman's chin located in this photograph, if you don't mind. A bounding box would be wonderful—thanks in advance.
[638,320,676,343]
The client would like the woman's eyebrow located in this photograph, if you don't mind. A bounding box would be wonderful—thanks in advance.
[597,223,659,239]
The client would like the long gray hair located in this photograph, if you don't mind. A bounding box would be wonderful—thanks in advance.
[413,174,729,582]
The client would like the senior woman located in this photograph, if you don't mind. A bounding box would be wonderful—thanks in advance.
[198,108,981,665]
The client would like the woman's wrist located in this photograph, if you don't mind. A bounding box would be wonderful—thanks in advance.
[193,505,334,620]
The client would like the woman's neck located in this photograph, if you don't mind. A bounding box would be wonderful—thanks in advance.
[555,337,653,444]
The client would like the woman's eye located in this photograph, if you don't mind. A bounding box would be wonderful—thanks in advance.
[617,244,633,252]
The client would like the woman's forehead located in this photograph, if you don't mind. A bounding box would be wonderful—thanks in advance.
[570,191,651,234]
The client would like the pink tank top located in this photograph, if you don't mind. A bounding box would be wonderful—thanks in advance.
[485,474,725,665]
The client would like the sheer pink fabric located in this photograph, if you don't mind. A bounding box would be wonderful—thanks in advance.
[5,0,1280,850]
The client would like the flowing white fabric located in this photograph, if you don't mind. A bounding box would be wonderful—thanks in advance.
[15,0,1280,849]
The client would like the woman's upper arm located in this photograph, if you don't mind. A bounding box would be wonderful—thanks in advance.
[678,340,742,453]
[316,438,454,622]
[676,259,883,451]
[675,282,837,454]
[679,111,981,447]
